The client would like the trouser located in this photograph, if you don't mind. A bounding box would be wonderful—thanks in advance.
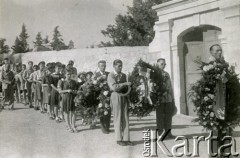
[2,88,14,107]
[26,82,32,105]
[100,109,111,131]
[156,102,173,136]
[111,94,130,141]
[1,89,4,104]
[15,83,21,102]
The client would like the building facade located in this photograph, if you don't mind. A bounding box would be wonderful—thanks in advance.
[149,0,240,116]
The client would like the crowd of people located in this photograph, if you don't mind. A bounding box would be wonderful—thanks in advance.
[0,58,101,133]
[0,57,175,146]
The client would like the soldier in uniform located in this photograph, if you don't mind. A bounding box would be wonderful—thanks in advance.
[93,60,111,134]
[156,58,175,139]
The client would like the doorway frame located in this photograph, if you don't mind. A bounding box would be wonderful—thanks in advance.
[176,25,222,115]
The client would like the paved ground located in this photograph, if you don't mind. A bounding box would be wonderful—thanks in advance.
[0,103,239,158]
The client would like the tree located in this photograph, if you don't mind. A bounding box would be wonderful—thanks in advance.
[0,38,10,54]
[51,26,67,51]
[68,40,74,49]
[33,32,43,47]
[11,24,30,53]
[99,0,171,47]
[11,37,22,54]
[43,35,49,44]
[19,24,30,52]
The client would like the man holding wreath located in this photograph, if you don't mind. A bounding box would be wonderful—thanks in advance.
[107,59,133,146]
[93,60,111,134]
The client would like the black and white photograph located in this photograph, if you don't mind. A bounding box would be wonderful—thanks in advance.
[0,0,240,157]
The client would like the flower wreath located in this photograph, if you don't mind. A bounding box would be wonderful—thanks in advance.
[93,76,112,118]
[189,57,240,132]
[74,80,99,124]
[128,59,164,118]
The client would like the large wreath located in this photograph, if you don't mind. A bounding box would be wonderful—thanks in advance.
[94,76,111,118]
[189,57,240,132]
[74,80,100,124]
[128,59,163,118]
[75,75,112,123]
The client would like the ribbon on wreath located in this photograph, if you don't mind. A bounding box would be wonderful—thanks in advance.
[214,78,227,120]
[137,66,153,105]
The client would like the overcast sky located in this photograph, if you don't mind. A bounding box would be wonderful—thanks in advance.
[0,0,133,49]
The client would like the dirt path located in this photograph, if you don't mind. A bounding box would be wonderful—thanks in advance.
[0,103,239,158]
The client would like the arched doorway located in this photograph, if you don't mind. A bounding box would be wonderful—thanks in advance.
[177,25,222,116]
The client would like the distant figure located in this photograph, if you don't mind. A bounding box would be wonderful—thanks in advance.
[23,61,34,108]
[0,58,11,100]
[1,64,15,110]
[86,71,93,81]
[34,61,46,113]
[14,63,22,103]
[29,65,39,110]
[0,58,10,72]
[49,63,64,122]
[77,72,86,86]
[21,64,28,106]
[42,65,52,117]
[58,69,78,133]
[68,60,77,81]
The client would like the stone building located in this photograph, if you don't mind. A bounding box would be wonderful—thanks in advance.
[149,0,240,116]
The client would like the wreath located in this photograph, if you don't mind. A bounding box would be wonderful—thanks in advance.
[189,57,240,132]
[128,59,163,118]
[74,80,99,124]
[93,76,111,118]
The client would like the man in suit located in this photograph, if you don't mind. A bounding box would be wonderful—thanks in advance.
[107,59,133,146]
[209,44,227,120]
[156,58,175,139]
[93,60,111,134]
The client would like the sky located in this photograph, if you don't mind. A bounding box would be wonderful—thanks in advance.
[0,0,133,49]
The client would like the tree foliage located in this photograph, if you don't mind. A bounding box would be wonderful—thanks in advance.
[99,0,171,47]
[0,38,10,54]
[11,37,21,54]
[33,32,43,47]
[51,26,68,51]
[43,35,49,44]
[68,40,74,49]
[12,24,30,53]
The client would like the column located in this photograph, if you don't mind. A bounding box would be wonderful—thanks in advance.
[149,20,173,77]
[220,0,240,73]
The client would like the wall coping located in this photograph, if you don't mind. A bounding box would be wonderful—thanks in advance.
[153,0,220,22]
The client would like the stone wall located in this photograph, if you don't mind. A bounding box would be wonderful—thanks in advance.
[14,46,160,74]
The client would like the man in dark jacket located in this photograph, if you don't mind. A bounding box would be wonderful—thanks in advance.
[93,60,111,134]
[156,58,176,139]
